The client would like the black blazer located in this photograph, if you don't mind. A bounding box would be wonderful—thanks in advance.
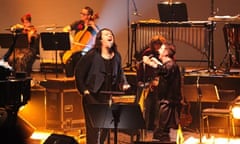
[75,48,128,94]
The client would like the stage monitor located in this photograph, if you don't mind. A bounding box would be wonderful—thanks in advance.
[157,2,188,22]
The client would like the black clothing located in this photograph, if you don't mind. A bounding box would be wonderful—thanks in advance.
[75,48,128,144]
[153,60,182,141]
[137,48,159,83]
[75,48,128,95]
[136,47,159,130]
[4,31,39,76]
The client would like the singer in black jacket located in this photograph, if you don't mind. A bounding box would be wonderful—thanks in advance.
[143,42,182,141]
[75,28,130,144]
[136,35,166,130]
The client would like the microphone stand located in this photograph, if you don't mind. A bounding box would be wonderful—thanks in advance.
[126,0,131,69]
[196,76,203,143]
[132,0,141,16]
[142,63,147,140]
[126,0,141,70]
[209,0,216,70]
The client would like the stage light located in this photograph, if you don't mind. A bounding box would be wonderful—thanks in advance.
[231,96,240,119]
[232,103,240,119]
[30,131,51,142]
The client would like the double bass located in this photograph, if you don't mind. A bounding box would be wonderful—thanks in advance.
[62,14,99,64]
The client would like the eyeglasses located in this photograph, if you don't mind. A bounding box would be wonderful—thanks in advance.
[80,12,89,16]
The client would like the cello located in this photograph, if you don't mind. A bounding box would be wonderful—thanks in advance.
[62,14,99,64]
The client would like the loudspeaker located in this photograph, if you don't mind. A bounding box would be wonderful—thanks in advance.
[43,133,78,144]
[134,141,176,144]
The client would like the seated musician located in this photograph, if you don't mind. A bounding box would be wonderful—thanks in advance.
[1,13,39,77]
[61,6,99,77]
[136,35,166,130]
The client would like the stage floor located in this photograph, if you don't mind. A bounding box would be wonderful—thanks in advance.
[26,127,240,144]
[18,71,240,144]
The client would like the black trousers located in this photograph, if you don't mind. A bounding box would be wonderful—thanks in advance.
[82,95,109,144]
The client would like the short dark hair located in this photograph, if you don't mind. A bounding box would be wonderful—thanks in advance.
[84,6,94,16]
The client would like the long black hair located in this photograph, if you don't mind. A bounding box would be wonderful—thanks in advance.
[93,28,118,54]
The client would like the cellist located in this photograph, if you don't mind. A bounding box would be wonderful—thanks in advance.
[62,6,99,77]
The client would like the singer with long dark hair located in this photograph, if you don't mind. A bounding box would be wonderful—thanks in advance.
[75,28,130,144]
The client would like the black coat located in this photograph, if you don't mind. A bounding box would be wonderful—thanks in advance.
[75,48,128,95]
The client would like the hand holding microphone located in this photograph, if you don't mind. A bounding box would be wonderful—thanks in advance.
[150,57,163,66]
[143,55,162,68]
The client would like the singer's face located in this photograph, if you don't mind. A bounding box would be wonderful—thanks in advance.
[101,30,114,48]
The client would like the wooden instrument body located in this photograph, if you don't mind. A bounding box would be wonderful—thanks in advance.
[62,26,93,64]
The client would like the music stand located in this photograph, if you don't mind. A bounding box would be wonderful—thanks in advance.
[182,84,219,103]
[182,83,219,143]
[157,1,188,44]
[0,33,28,49]
[0,33,28,74]
[157,2,188,22]
[40,32,70,78]
[86,103,145,144]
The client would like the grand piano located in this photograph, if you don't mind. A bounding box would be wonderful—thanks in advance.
[0,76,31,108]
[0,67,31,142]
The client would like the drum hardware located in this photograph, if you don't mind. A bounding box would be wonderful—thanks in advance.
[220,24,240,72]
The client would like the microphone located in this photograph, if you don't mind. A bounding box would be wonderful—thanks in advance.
[151,57,163,66]
[138,54,154,64]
